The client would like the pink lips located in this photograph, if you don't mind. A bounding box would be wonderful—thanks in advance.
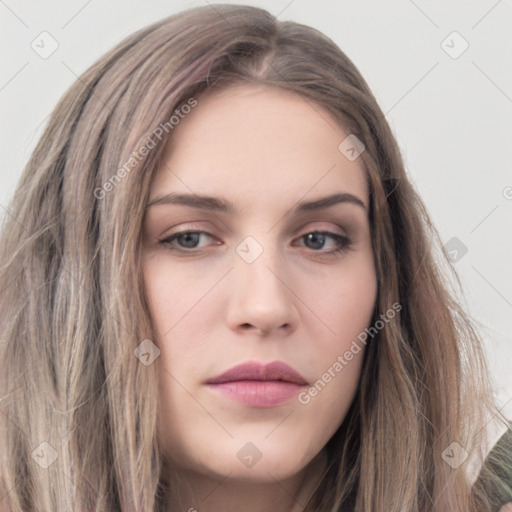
[205,361,308,407]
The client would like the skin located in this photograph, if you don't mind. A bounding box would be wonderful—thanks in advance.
[141,84,378,512]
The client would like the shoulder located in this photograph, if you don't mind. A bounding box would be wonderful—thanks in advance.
[472,421,512,510]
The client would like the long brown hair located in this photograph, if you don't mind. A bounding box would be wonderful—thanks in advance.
[0,4,508,511]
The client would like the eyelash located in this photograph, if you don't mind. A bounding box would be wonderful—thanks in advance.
[159,230,354,257]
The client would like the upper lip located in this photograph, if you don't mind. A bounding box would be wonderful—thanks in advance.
[205,361,308,385]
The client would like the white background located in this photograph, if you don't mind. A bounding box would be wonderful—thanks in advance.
[1,0,511,418]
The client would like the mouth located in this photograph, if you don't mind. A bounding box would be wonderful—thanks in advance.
[204,361,308,408]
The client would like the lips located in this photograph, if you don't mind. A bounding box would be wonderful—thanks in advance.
[205,361,308,386]
[205,361,308,407]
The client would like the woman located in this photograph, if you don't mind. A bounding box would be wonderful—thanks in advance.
[0,4,510,511]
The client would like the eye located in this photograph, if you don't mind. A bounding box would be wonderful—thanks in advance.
[159,229,353,256]
[295,231,353,255]
[160,230,217,251]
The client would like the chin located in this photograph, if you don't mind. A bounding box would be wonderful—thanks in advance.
[186,437,320,483]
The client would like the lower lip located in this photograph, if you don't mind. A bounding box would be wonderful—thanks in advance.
[207,380,305,407]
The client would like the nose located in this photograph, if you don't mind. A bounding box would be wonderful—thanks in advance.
[225,246,299,337]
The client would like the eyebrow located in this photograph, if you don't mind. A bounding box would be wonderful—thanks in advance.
[145,191,367,213]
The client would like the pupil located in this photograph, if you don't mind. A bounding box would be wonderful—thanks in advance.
[180,233,200,247]
[305,232,325,250]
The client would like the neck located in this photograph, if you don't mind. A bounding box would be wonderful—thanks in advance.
[163,450,329,512]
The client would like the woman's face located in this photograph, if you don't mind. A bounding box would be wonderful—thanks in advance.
[142,84,377,485]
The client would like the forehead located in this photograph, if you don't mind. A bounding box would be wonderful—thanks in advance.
[151,84,368,210]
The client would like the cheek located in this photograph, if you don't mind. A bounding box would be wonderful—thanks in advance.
[294,264,376,429]
[142,256,224,404]
[142,254,218,341]
[296,256,377,391]
[302,256,377,344]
